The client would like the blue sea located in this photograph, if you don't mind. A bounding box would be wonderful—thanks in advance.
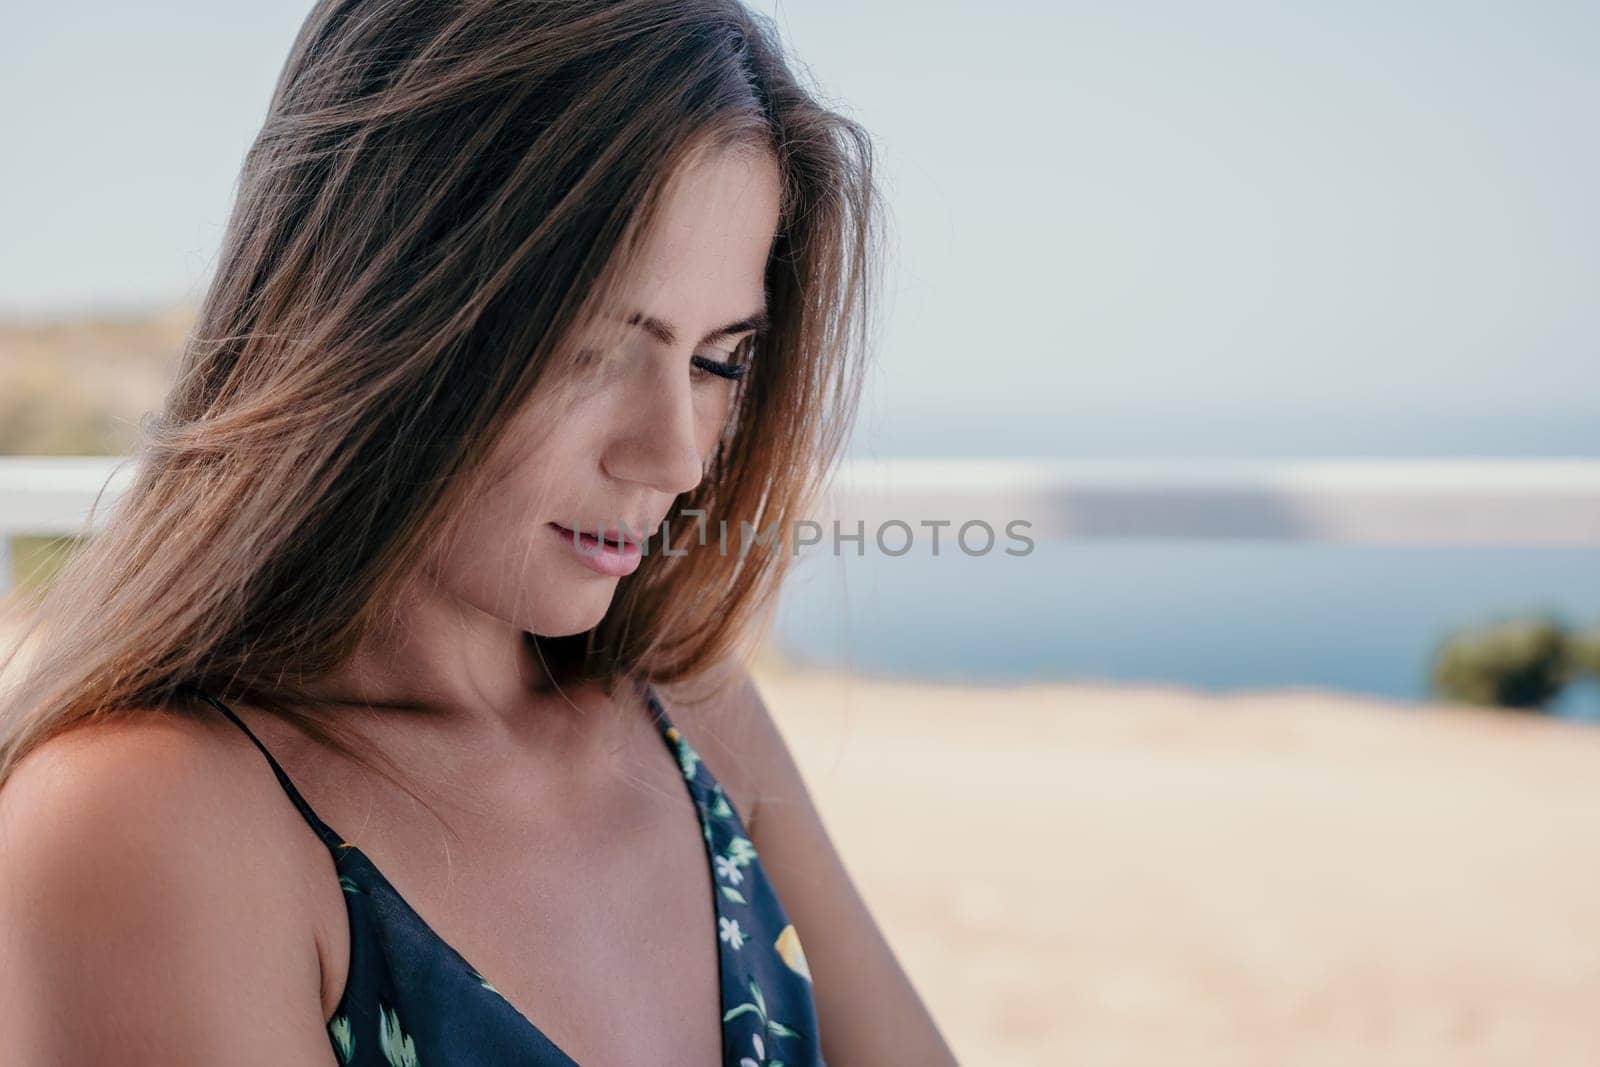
[771,411,1600,718]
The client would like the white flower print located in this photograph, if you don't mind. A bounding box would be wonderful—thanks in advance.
[719,915,747,950]
[714,853,745,886]
[739,1032,766,1067]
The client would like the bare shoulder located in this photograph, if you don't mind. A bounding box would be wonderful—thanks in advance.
[0,709,339,1064]
[0,705,311,868]
[2,708,262,858]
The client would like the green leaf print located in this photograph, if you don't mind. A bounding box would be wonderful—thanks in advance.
[339,875,362,894]
[473,969,510,1003]
[676,741,701,781]
[328,1013,355,1064]
[709,783,734,819]
[719,884,748,905]
[662,726,702,780]
[724,978,770,1026]
[723,978,810,1051]
[726,835,758,867]
[379,1002,419,1067]
[750,978,767,1020]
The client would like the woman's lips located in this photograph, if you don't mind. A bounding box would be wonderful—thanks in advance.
[546,522,643,577]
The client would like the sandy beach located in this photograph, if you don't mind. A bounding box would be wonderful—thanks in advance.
[753,665,1600,1065]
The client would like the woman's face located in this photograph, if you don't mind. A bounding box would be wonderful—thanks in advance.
[434,145,782,637]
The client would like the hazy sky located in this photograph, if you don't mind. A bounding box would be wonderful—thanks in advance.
[3,1,1595,455]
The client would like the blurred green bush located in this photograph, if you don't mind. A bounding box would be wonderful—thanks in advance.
[1429,614,1599,712]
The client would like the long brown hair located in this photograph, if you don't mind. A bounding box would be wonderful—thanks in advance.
[0,0,881,795]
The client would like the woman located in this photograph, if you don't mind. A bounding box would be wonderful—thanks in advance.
[0,1,957,1063]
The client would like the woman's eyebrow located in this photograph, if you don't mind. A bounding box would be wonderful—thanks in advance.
[623,307,770,348]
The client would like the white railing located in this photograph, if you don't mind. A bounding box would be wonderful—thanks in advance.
[3,455,1599,592]
[825,457,1600,546]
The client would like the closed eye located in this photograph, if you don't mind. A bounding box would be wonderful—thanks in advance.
[690,337,752,382]
[690,353,747,381]
[569,339,751,382]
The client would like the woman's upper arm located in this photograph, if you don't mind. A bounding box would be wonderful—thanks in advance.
[0,718,340,1066]
[737,673,960,1066]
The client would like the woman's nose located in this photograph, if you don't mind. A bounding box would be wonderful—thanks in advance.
[604,363,707,497]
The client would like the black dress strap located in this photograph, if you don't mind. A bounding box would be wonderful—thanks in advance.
[182,683,345,850]
[635,675,678,734]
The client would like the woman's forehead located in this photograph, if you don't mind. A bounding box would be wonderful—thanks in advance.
[636,148,779,272]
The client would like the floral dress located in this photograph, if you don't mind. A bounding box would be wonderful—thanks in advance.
[188,680,825,1065]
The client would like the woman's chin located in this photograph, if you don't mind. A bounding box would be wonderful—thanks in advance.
[526,586,618,637]
[535,617,605,639]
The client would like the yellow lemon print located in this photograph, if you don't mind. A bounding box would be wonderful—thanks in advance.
[775,923,812,981]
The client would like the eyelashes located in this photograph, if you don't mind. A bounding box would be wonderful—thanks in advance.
[690,354,748,381]
[691,335,754,382]
[570,341,752,382]
[691,335,752,385]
